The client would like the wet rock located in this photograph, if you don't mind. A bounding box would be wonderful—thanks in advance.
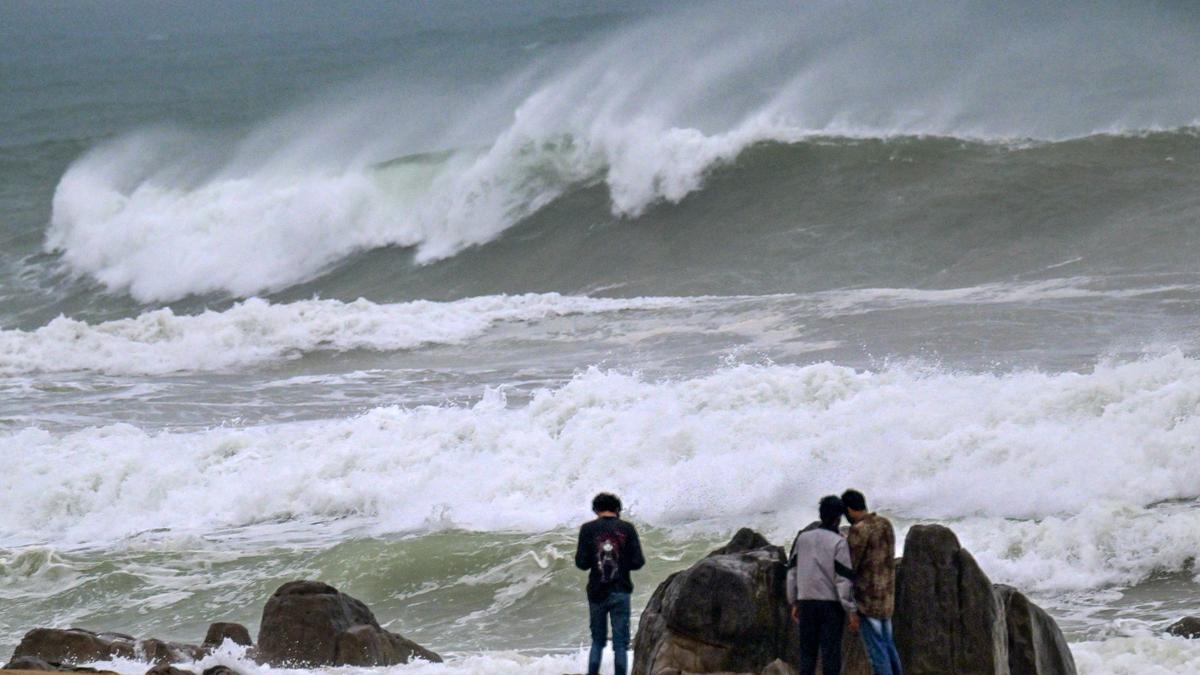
[255,580,440,666]
[894,525,1008,674]
[1167,616,1200,639]
[760,657,798,675]
[333,624,441,667]
[3,655,118,673]
[708,528,773,556]
[134,640,203,667]
[200,667,241,675]
[201,624,252,651]
[3,656,61,671]
[12,629,136,666]
[636,524,1076,675]
[632,530,795,675]
[996,585,1077,675]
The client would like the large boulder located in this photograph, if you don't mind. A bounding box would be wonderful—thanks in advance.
[255,580,440,667]
[632,529,796,675]
[996,585,1076,675]
[894,525,1008,675]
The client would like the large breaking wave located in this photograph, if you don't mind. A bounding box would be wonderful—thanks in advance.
[43,0,1200,302]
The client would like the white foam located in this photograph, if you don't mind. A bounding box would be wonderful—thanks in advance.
[0,293,689,376]
[4,353,1200,597]
[1073,633,1200,674]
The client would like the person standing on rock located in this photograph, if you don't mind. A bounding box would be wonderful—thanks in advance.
[575,492,645,675]
[787,495,858,675]
[842,489,903,675]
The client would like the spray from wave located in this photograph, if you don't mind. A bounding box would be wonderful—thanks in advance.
[44,0,1200,302]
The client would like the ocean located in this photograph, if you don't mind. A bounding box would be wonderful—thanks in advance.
[1,1,1199,672]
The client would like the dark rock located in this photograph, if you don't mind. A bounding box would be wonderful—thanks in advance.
[761,657,798,675]
[255,580,440,666]
[200,667,241,675]
[333,625,441,667]
[1167,616,1200,639]
[10,629,203,669]
[632,530,795,675]
[134,640,203,667]
[201,624,252,651]
[997,585,1078,675]
[708,528,774,557]
[12,629,136,666]
[3,655,118,673]
[3,656,60,671]
[893,525,1007,675]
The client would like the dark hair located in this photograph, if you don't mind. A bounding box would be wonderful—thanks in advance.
[841,489,867,512]
[592,492,622,514]
[818,495,844,528]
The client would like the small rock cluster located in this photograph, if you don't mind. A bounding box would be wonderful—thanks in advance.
[3,580,439,674]
[634,524,1079,675]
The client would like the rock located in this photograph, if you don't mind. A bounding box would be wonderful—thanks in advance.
[760,658,797,675]
[134,641,203,667]
[709,528,774,556]
[1167,616,1200,639]
[200,667,240,675]
[3,656,61,671]
[12,629,136,666]
[893,525,1008,675]
[996,585,1077,675]
[637,524,1076,675]
[333,625,441,667]
[3,655,118,673]
[201,624,252,651]
[632,530,796,675]
[255,580,440,666]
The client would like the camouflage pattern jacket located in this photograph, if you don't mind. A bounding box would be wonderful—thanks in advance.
[846,512,896,619]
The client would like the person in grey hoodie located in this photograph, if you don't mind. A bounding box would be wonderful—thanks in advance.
[787,495,858,675]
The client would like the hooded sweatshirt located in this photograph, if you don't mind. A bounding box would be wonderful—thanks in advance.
[786,524,857,614]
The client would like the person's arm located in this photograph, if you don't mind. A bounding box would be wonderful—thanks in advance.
[785,535,799,606]
[627,524,645,571]
[834,538,857,616]
[575,524,592,571]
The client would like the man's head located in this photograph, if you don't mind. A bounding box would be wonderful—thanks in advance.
[818,495,844,529]
[841,489,868,523]
[592,492,622,516]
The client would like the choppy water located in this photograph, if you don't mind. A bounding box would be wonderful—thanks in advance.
[2,1,1200,672]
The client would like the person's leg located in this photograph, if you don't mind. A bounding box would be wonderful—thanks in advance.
[610,593,632,675]
[587,600,607,675]
[881,618,903,674]
[796,601,821,675]
[818,602,845,675]
[858,614,895,675]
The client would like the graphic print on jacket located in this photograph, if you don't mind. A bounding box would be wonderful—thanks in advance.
[596,531,626,584]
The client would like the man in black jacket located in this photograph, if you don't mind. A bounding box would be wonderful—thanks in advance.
[575,492,645,675]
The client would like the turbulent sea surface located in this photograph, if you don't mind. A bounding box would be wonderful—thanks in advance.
[2,1,1200,672]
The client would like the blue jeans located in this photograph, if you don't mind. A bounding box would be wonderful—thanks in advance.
[859,614,902,675]
[588,592,631,675]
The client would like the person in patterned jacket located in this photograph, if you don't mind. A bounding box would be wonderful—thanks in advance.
[842,489,902,675]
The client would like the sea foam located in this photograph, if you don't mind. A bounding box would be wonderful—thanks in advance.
[3,354,1200,595]
[0,294,689,376]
